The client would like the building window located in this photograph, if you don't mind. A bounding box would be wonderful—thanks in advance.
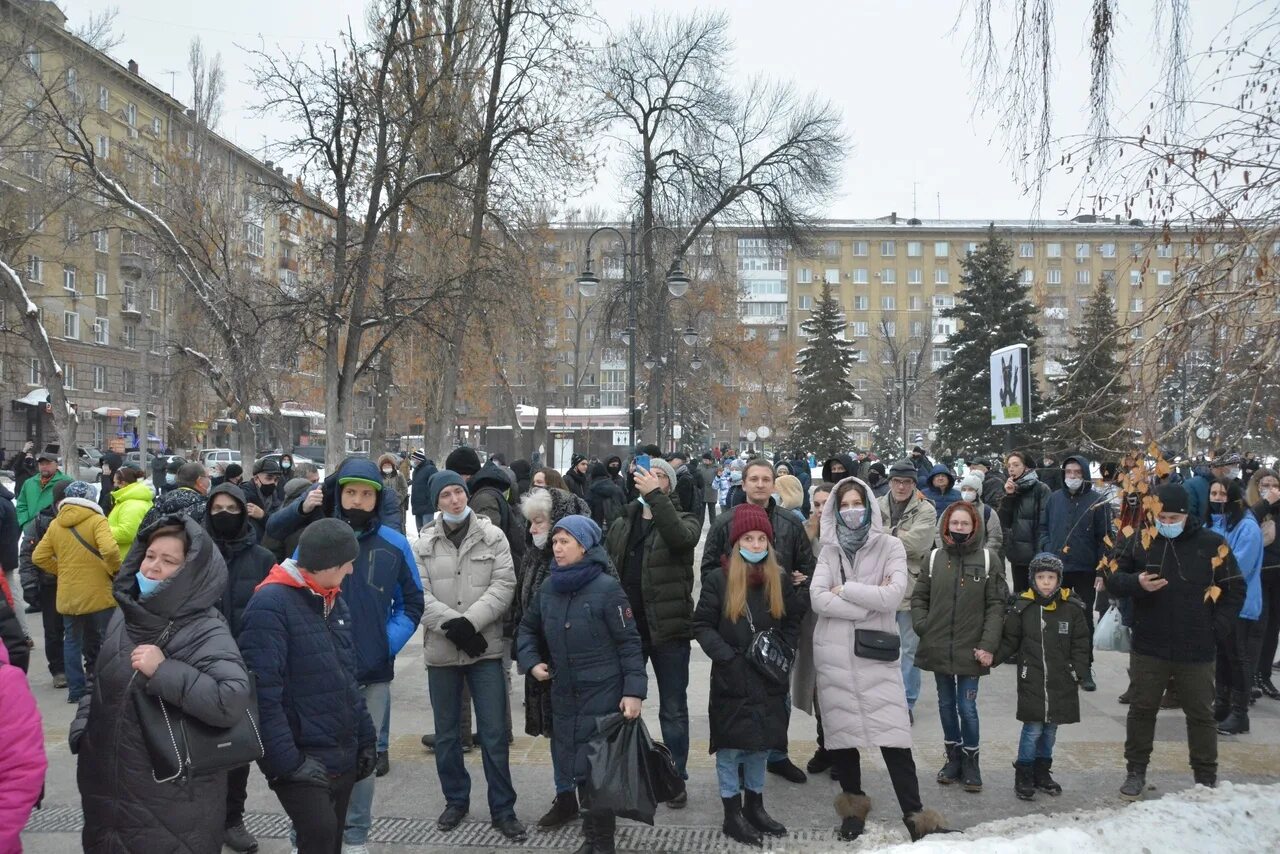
[798,295,813,310]
[965,241,979,254]
[149,288,160,311]
[934,241,950,258]
[1129,270,1142,287]
[1075,270,1091,285]
[880,240,896,257]
[850,321,868,337]
[1019,242,1034,258]
[63,267,77,293]
[96,135,110,158]
[63,311,79,339]
[934,268,949,285]
[92,229,108,252]
[1100,242,1116,258]
[851,241,868,257]
[152,116,162,136]
[150,373,163,397]
[27,256,42,282]
[1019,269,1033,284]
[824,268,840,285]
[1046,242,1062,258]
[64,364,76,389]
[932,348,954,368]
[933,295,954,309]
[907,241,923,257]
[1129,297,1144,312]
[244,222,264,257]
[24,45,40,72]
[93,364,107,391]
[1047,268,1062,285]
[852,268,868,284]
[797,267,812,284]
[1157,270,1173,286]
[122,281,136,311]
[880,268,896,284]
[852,295,869,311]
[822,240,840,257]
[122,369,136,394]
[29,358,41,385]
[94,317,109,344]
[1156,244,1173,258]
[95,272,107,297]
[908,295,924,310]
[123,322,136,348]
[1075,243,1091,260]
[883,321,896,337]
[907,268,923,285]
[97,85,109,111]
[910,319,926,336]
[881,295,896,310]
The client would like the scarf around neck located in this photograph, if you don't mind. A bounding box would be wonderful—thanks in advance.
[550,552,605,593]
[835,506,872,563]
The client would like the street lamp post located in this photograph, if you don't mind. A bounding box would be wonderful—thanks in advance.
[576,222,690,451]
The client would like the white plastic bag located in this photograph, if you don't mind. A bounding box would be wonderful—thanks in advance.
[1093,604,1131,653]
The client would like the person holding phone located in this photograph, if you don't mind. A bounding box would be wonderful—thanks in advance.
[1104,484,1244,800]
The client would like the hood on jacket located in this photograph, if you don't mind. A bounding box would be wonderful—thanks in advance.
[819,476,886,549]
[1248,467,1279,507]
[111,480,154,505]
[937,500,985,553]
[203,482,255,547]
[822,454,858,485]
[282,477,312,503]
[377,453,401,472]
[468,459,514,497]
[320,457,387,533]
[511,459,532,481]
[588,461,612,482]
[55,496,106,526]
[924,464,956,493]
[114,514,228,632]
[605,456,623,473]
[548,487,592,524]
[1061,454,1093,490]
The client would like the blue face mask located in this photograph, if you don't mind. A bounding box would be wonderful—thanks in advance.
[740,547,769,564]
[441,506,471,525]
[1156,520,1184,539]
[164,473,176,485]
[136,573,162,598]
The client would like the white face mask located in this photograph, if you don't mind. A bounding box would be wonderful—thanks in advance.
[1064,477,1084,492]
[961,490,977,502]
[532,531,549,549]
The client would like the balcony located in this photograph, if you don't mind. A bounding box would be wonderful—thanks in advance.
[120,301,142,318]
[118,252,152,276]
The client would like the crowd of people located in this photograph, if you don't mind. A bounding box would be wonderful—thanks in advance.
[0,439,1275,853]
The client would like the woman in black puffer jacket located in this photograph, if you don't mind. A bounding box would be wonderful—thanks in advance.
[70,515,251,854]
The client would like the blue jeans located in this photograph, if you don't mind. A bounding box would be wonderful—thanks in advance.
[715,749,768,798]
[1016,722,1057,764]
[647,641,691,778]
[64,622,85,700]
[427,659,517,819]
[935,674,981,749]
[896,611,921,709]
[343,681,390,844]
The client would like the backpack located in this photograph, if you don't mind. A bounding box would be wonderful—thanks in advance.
[473,486,526,566]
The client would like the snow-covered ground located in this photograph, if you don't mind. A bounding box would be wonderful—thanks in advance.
[797,782,1279,853]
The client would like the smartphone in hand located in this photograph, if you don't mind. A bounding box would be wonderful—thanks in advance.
[635,453,651,472]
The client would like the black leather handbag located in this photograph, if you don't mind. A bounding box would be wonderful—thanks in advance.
[854,629,901,662]
[132,639,263,783]
[742,606,796,688]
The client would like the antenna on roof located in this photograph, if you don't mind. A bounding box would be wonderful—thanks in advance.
[912,181,918,219]
[936,192,941,220]
[162,70,178,96]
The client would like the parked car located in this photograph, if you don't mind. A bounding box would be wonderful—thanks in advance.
[76,446,105,481]
[200,447,242,476]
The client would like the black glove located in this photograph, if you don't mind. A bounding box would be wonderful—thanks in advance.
[461,633,489,658]
[442,617,477,648]
[355,744,378,781]
[281,755,331,788]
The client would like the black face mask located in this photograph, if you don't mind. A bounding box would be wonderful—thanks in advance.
[1210,501,1227,516]
[868,471,883,485]
[209,512,244,538]
[950,530,972,545]
[345,507,375,529]
[258,481,277,497]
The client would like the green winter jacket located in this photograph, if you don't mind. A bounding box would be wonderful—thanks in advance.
[604,488,701,647]
[911,505,1008,677]
[16,469,71,529]
[995,588,1092,724]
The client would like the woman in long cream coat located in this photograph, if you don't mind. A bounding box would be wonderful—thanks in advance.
[811,476,951,843]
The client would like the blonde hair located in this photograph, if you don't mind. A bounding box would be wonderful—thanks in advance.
[723,546,786,621]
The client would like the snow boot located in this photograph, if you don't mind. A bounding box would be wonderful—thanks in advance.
[1193,769,1217,788]
[1032,758,1062,795]
[960,747,983,793]
[1214,690,1231,723]
[742,790,786,837]
[936,741,962,785]
[1119,764,1146,801]
[903,809,956,842]
[835,792,870,841]
[1217,692,1250,735]
[806,748,832,774]
[1258,674,1280,700]
[1013,762,1035,800]
[721,795,763,847]
[538,791,579,828]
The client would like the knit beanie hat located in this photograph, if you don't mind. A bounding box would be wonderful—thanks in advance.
[553,514,602,550]
[729,503,774,546]
[224,463,243,481]
[1030,552,1063,576]
[645,457,678,488]
[775,474,804,510]
[1156,483,1189,514]
[445,446,482,476]
[64,481,93,500]
[297,517,360,572]
[428,470,469,510]
[960,473,984,495]
[570,453,586,468]
[888,459,918,480]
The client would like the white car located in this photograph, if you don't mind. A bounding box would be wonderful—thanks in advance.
[200,448,242,476]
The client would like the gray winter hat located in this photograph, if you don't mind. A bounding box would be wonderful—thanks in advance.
[297,518,359,573]
[1029,552,1064,578]
[644,457,678,489]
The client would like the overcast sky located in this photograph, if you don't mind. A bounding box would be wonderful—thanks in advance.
[73,0,1240,221]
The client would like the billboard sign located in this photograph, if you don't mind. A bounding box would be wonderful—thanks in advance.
[990,344,1031,426]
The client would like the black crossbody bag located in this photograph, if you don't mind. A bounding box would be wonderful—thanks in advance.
[839,550,901,662]
[742,605,796,688]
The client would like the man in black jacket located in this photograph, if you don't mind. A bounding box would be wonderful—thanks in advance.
[666,452,699,516]
[1104,484,1244,799]
[410,451,438,531]
[700,457,814,784]
[563,454,590,500]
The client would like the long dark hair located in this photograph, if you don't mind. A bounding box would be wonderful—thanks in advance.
[1212,477,1247,531]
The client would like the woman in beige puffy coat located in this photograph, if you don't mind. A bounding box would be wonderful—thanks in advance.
[811,476,950,844]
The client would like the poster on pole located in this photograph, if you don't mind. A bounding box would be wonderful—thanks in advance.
[990,344,1031,426]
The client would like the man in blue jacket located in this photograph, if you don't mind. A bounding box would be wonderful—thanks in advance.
[264,457,424,852]
[1041,454,1112,691]
[239,519,377,854]
[921,464,962,518]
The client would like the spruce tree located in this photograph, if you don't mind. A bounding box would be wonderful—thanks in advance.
[934,225,1043,457]
[1045,278,1130,455]
[787,279,857,457]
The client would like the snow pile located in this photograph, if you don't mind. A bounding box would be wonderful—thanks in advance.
[858,782,1279,854]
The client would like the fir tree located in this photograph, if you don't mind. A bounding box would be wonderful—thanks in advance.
[787,279,858,457]
[934,226,1043,457]
[869,394,905,460]
[1044,278,1130,455]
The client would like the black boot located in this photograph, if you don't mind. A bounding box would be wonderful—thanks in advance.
[835,792,870,841]
[904,809,956,842]
[538,790,579,828]
[936,741,962,785]
[1214,691,1231,722]
[1258,674,1280,700]
[1193,769,1217,788]
[742,790,786,837]
[721,795,763,847]
[806,748,832,774]
[960,747,982,793]
[592,812,617,854]
[1217,691,1250,735]
[1032,757,1062,795]
[571,813,595,854]
[1013,761,1035,800]
[1119,763,1146,801]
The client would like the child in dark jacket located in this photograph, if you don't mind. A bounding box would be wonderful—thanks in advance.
[995,553,1091,800]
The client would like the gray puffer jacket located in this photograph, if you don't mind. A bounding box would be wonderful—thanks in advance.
[70,514,250,854]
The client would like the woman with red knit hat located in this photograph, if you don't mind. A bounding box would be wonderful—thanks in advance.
[693,503,806,847]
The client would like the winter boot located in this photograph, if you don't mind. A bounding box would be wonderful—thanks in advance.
[1032,758,1062,795]
[223,823,259,853]
[1080,668,1097,692]
[1214,690,1231,723]
[960,747,983,793]
[1217,692,1250,735]
[571,813,596,854]
[806,748,832,774]
[538,790,579,829]
[1119,764,1146,801]
[1257,674,1280,700]
[903,809,956,842]
[592,812,617,854]
[1013,762,1036,800]
[1193,769,1217,788]
[834,792,871,842]
[936,741,962,785]
[721,795,763,847]
[742,790,786,837]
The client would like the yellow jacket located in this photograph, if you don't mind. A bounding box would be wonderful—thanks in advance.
[31,497,123,616]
